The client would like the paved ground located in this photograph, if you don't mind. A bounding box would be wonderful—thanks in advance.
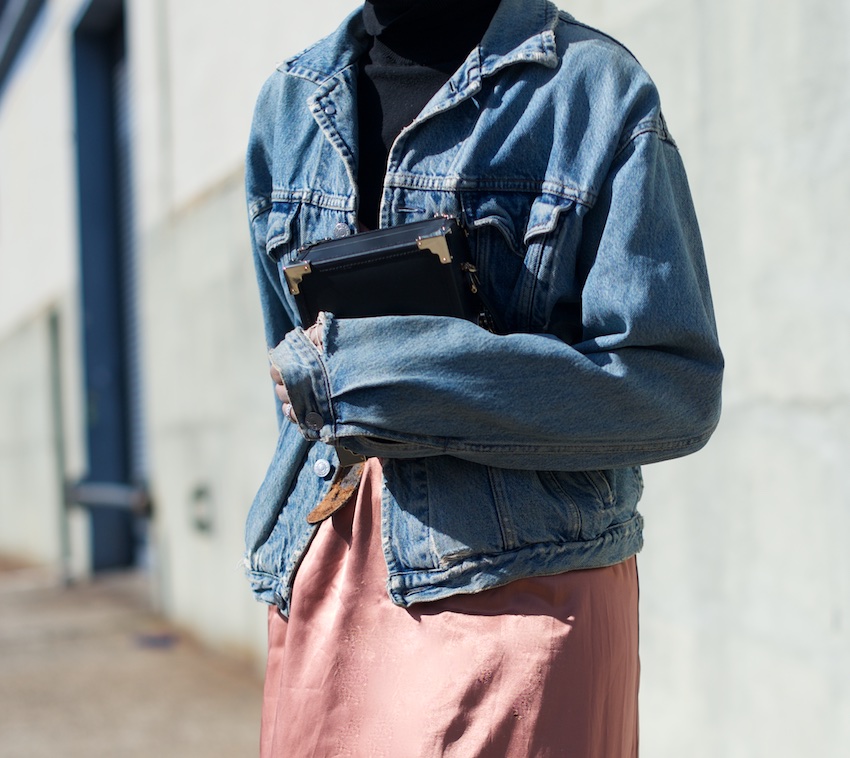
[0,559,264,758]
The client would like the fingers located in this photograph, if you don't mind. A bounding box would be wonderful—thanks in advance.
[304,323,319,344]
[270,325,319,424]
[305,319,324,353]
[269,363,284,384]
[281,402,298,424]
[270,363,294,420]
[274,382,290,404]
[270,362,289,402]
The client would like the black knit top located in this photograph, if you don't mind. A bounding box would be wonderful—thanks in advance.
[357,0,502,228]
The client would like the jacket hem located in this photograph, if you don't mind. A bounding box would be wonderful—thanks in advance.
[244,513,643,612]
[387,513,643,607]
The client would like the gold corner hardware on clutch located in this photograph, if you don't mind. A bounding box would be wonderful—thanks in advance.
[416,232,453,264]
[284,262,312,295]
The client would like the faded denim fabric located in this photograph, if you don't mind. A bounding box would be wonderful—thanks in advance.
[244,0,723,614]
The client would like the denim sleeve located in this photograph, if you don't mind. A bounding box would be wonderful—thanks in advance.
[270,130,724,471]
[247,76,297,429]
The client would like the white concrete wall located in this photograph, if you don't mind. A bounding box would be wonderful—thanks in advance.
[126,0,362,661]
[0,1,78,335]
[0,0,361,659]
[567,1,850,756]
[0,313,58,563]
[129,0,360,234]
[0,0,88,567]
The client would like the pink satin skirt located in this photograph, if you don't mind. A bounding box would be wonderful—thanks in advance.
[261,459,639,757]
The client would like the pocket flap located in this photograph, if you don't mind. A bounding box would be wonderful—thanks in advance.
[265,202,300,259]
[523,196,575,244]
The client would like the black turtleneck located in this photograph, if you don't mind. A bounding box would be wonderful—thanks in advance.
[357,0,502,228]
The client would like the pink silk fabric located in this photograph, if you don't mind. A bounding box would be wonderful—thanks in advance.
[261,459,639,758]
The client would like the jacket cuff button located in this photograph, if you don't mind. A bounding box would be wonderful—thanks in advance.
[305,411,324,431]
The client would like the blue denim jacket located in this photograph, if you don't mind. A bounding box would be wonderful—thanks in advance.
[244,0,723,614]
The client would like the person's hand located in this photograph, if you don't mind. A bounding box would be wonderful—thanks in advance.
[269,363,297,423]
[270,321,324,424]
[304,317,324,353]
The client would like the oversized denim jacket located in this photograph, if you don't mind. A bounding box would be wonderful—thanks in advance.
[244,0,724,615]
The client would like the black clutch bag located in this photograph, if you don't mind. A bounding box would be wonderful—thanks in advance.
[281,217,483,326]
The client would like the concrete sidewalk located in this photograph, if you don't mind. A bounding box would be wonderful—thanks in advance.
[0,560,263,758]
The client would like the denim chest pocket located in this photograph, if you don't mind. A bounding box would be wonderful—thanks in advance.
[265,201,301,268]
[265,201,355,325]
[462,193,581,334]
[265,201,355,262]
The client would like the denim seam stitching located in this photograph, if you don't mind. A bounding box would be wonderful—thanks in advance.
[335,427,714,456]
[384,173,596,208]
[270,189,353,211]
[249,199,271,221]
[615,121,669,160]
[393,515,644,596]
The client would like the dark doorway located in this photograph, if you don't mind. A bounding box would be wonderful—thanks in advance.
[72,0,148,571]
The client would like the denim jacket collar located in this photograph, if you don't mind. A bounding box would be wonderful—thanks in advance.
[478,0,561,76]
[281,0,562,93]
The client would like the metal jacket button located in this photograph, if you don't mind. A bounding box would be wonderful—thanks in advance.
[333,222,350,238]
[313,459,332,478]
[323,104,336,116]
[305,412,324,431]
